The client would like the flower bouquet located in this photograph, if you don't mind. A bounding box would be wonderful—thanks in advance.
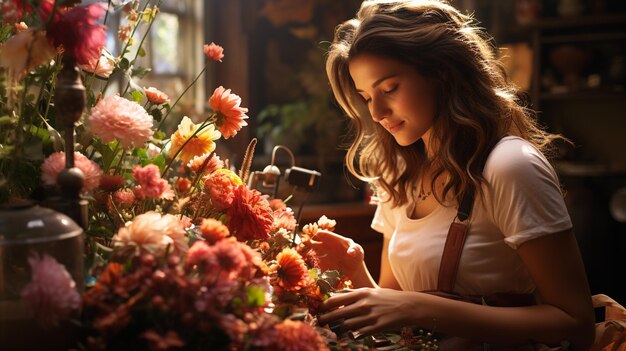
[0,1,439,350]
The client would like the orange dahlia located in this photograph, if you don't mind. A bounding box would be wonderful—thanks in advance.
[209,86,248,139]
[226,185,273,241]
[199,218,230,244]
[271,248,311,291]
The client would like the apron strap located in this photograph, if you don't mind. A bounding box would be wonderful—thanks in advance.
[436,188,475,293]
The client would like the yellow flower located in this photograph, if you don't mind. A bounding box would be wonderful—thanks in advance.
[168,116,221,164]
[211,168,243,186]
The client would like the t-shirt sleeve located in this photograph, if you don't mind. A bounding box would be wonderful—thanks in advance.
[371,200,396,239]
[484,139,573,249]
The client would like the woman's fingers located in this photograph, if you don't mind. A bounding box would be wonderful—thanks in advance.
[320,289,364,311]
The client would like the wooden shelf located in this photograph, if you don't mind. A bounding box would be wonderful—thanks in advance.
[540,90,626,101]
[527,13,626,30]
[541,31,626,44]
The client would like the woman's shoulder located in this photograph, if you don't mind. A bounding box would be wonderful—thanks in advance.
[483,136,556,180]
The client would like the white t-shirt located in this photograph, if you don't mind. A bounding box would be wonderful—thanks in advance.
[371,136,572,295]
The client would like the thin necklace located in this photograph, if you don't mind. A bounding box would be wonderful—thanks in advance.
[417,188,432,201]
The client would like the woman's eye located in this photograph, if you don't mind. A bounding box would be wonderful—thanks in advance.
[383,85,397,95]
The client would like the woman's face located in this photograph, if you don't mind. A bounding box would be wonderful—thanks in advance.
[349,54,438,146]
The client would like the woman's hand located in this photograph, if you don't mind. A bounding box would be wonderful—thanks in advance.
[307,230,365,277]
[317,288,419,338]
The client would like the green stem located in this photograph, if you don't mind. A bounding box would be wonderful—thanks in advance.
[100,0,151,97]
[121,0,162,97]
[157,64,208,133]
[104,141,121,173]
[113,148,127,175]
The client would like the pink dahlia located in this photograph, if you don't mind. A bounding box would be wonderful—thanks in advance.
[132,164,174,200]
[203,42,224,62]
[184,240,216,270]
[112,211,174,255]
[144,86,170,104]
[209,86,248,139]
[271,319,329,351]
[99,174,125,192]
[187,153,224,174]
[271,207,296,232]
[226,185,273,241]
[88,95,154,148]
[161,213,189,254]
[212,238,247,280]
[0,28,56,83]
[143,330,185,350]
[112,188,136,209]
[317,215,337,232]
[20,254,81,328]
[39,1,107,65]
[79,51,114,78]
[41,151,103,193]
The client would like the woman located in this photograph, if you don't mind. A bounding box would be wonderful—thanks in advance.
[312,0,595,349]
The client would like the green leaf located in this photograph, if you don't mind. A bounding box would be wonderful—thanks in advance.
[320,270,341,288]
[0,115,17,127]
[131,90,145,103]
[245,286,266,307]
[151,154,165,168]
[150,108,163,122]
[138,47,146,57]
[132,66,151,79]
[119,58,130,71]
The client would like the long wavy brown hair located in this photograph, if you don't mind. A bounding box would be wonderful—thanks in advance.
[326,0,562,208]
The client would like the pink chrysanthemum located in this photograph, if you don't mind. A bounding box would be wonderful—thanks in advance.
[112,188,136,209]
[271,207,297,232]
[41,151,103,193]
[317,215,337,232]
[20,254,81,328]
[187,153,224,174]
[132,164,174,200]
[142,330,185,350]
[99,174,125,192]
[144,86,170,104]
[209,86,248,139]
[219,314,247,345]
[79,51,114,78]
[226,185,273,241]
[212,238,247,279]
[88,95,154,148]
[39,1,106,65]
[162,214,189,254]
[184,241,216,270]
[203,42,224,62]
[113,211,175,255]
[0,28,55,84]
[200,218,230,244]
[268,198,287,211]
[204,169,242,210]
[271,319,329,351]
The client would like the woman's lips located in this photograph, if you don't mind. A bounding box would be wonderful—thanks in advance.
[386,121,404,134]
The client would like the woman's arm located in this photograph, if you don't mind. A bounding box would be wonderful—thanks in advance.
[319,229,595,350]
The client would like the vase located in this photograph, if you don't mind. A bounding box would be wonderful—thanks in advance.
[0,201,84,350]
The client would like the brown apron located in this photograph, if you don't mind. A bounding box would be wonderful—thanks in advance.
[421,189,568,351]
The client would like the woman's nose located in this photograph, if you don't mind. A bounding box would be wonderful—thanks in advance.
[370,98,390,122]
